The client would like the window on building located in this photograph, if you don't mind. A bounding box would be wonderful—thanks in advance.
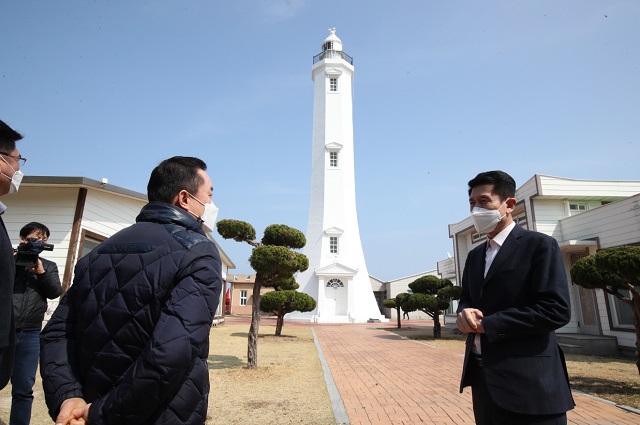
[471,232,486,243]
[329,78,338,92]
[329,236,338,254]
[610,288,638,328]
[514,214,528,227]
[569,202,588,214]
[326,278,344,288]
[329,151,338,167]
[240,290,248,306]
[79,230,107,258]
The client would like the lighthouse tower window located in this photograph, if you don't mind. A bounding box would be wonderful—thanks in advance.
[329,236,339,254]
[329,151,338,167]
[329,78,338,92]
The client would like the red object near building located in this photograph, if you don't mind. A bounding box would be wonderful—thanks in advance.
[224,288,231,314]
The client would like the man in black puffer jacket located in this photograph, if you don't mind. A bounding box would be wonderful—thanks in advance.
[12,221,62,425]
[40,156,223,425]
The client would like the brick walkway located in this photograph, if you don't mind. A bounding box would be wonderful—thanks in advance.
[313,322,640,425]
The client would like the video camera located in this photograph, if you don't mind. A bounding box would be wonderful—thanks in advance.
[15,237,54,267]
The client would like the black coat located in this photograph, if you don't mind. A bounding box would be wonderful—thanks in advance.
[457,225,575,415]
[40,202,223,425]
[0,213,15,389]
[13,257,62,331]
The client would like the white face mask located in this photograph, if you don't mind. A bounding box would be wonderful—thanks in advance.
[1,156,24,194]
[470,202,507,234]
[200,202,219,233]
[188,193,219,233]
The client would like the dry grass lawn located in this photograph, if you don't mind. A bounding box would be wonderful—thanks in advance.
[0,322,334,425]
[207,323,334,425]
[565,354,640,410]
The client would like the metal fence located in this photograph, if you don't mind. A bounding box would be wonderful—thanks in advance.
[313,50,353,65]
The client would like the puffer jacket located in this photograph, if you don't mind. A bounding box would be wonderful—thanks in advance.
[14,257,62,330]
[40,202,222,425]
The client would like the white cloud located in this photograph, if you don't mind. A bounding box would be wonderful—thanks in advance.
[261,0,308,21]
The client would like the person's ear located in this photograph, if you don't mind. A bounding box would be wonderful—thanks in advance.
[174,190,191,210]
[505,197,517,213]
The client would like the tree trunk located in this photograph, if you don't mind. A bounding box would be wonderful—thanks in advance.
[275,306,284,336]
[396,307,402,329]
[433,311,441,339]
[247,279,263,369]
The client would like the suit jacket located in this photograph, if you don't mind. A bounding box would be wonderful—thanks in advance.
[0,214,16,389]
[457,225,574,415]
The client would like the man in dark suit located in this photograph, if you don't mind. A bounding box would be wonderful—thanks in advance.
[0,119,26,390]
[456,170,574,425]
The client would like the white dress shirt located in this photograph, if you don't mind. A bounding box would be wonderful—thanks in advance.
[474,221,517,355]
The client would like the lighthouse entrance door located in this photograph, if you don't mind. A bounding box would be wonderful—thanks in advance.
[325,278,347,316]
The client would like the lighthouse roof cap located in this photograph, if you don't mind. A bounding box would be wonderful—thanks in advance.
[322,28,343,52]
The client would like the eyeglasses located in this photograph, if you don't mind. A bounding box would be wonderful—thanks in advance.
[0,152,27,166]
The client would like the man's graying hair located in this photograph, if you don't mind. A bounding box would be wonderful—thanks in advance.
[468,170,516,201]
[147,156,207,203]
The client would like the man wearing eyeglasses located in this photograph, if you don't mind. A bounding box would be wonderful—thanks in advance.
[0,119,26,390]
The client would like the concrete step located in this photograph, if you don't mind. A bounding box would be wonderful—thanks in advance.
[556,334,619,356]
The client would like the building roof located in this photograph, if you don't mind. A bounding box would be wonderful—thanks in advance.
[228,273,255,283]
[323,28,343,51]
[21,175,236,269]
[525,174,640,201]
[22,175,147,201]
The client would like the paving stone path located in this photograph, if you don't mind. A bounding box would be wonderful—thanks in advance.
[313,322,640,425]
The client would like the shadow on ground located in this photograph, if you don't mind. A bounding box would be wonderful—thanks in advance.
[373,333,405,340]
[571,376,640,397]
[207,354,244,370]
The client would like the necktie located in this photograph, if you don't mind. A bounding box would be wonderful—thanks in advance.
[484,239,497,278]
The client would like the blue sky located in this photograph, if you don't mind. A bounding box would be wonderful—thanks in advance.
[2,1,639,281]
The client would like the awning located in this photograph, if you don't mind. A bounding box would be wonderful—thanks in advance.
[558,240,598,253]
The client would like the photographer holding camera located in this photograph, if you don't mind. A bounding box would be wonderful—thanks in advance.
[11,222,62,425]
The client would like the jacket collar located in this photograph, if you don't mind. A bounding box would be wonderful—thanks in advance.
[483,225,525,283]
[136,202,206,236]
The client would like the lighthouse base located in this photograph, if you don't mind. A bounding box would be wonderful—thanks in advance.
[285,312,388,324]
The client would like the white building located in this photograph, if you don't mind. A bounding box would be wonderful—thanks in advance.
[3,175,234,322]
[381,270,440,321]
[295,29,386,323]
[448,174,640,355]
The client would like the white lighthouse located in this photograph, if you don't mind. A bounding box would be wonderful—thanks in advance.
[295,29,386,323]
